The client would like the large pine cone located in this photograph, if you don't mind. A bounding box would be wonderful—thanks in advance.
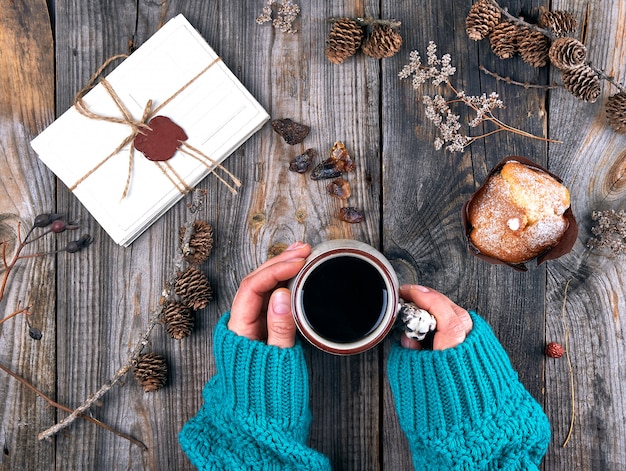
[561,65,601,102]
[549,37,586,70]
[325,18,364,64]
[133,353,168,392]
[179,220,214,266]
[606,92,626,133]
[518,29,551,68]
[489,21,520,59]
[361,24,402,59]
[175,267,213,310]
[162,302,195,340]
[538,8,577,37]
[466,0,501,41]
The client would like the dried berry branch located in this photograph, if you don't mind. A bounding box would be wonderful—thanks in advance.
[0,362,146,450]
[38,189,210,441]
[399,41,560,152]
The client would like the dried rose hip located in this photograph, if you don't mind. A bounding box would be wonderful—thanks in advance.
[326,178,351,199]
[271,118,310,145]
[338,207,364,223]
[289,148,316,173]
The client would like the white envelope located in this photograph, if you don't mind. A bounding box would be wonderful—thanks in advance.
[31,14,269,246]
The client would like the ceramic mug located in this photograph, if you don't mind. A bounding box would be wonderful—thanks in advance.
[289,239,400,355]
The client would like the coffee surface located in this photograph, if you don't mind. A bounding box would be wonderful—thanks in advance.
[302,256,387,343]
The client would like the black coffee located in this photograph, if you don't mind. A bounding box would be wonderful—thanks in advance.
[301,256,388,343]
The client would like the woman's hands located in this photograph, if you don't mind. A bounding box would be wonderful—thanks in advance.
[399,285,473,350]
[227,241,311,348]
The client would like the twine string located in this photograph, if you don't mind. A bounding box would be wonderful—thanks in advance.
[69,54,240,197]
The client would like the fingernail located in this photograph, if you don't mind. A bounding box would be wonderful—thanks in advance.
[286,241,305,251]
[272,291,291,315]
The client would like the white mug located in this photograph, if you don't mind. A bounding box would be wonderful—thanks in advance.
[289,239,400,355]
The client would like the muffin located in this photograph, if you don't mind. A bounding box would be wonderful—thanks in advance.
[463,157,578,270]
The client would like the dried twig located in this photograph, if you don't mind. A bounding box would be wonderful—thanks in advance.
[0,362,146,450]
[560,279,575,447]
[479,64,560,90]
[37,189,206,441]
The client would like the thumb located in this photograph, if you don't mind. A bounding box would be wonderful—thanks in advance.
[266,288,297,348]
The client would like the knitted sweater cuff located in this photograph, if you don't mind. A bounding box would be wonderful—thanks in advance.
[388,312,550,469]
[207,312,312,439]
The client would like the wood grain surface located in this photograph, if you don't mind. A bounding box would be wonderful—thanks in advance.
[0,0,625,470]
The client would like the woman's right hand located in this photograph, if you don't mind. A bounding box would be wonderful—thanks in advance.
[399,285,473,350]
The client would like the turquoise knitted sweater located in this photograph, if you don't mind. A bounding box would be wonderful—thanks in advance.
[179,312,550,470]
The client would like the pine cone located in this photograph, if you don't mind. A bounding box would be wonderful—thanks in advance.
[606,92,626,134]
[561,65,601,102]
[133,353,168,392]
[179,220,214,266]
[325,18,364,64]
[175,266,213,310]
[538,8,577,37]
[361,23,402,59]
[466,0,501,41]
[489,21,521,59]
[162,302,195,340]
[549,37,586,70]
[518,29,551,68]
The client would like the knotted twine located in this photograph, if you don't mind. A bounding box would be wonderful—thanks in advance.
[70,53,242,199]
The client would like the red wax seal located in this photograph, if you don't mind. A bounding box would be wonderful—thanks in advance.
[134,116,188,161]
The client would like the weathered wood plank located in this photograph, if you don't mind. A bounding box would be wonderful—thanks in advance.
[545,0,626,469]
[0,1,57,470]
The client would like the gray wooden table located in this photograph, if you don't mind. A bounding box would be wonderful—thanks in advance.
[1,0,625,469]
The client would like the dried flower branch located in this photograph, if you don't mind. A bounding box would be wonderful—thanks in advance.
[399,41,560,152]
[256,0,300,34]
[587,209,626,255]
[0,362,146,450]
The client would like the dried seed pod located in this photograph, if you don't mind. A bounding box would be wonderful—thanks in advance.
[561,65,601,102]
[133,353,168,392]
[33,213,63,228]
[325,18,364,64]
[328,141,355,172]
[179,220,214,266]
[162,302,195,340]
[538,8,577,37]
[606,92,626,134]
[326,178,351,199]
[338,207,364,223]
[271,118,310,145]
[518,29,550,68]
[289,148,316,173]
[489,21,521,59]
[466,0,501,41]
[361,23,403,59]
[549,37,586,70]
[175,266,213,310]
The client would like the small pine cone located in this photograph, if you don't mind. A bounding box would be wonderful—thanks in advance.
[325,18,364,64]
[561,65,601,102]
[545,342,565,358]
[489,21,521,59]
[175,267,213,310]
[361,24,403,59]
[162,302,195,340]
[549,37,586,70]
[538,8,577,37]
[606,92,626,134]
[133,353,168,392]
[518,29,551,68]
[466,0,502,41]
[179,220,214,266]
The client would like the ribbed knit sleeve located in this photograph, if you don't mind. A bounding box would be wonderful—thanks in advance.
[179,313,331,470]
[387,311,550,471]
